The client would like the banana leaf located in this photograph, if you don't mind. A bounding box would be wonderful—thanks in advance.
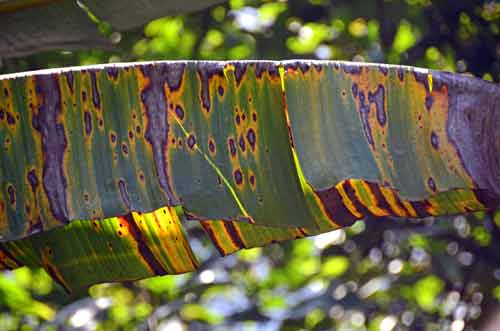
[0,0,224,58]
[0,60,498,292]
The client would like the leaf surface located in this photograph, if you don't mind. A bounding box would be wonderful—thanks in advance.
[0,60,499,290]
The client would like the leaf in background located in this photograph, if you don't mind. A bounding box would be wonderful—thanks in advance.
[0,0,225,58]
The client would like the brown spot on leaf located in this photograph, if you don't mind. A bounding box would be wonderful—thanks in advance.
[121,142,129,155]
[228,138,236,157]
[175,105,185,120]
[6,113,15,125]
[238,135,246,152]
[431,131,439,149]
[64,72,74,93]
[7,185,15,206]
[27,170,39,193]
[368,84,386,126]
[427,177,437,192]
[249,175,255,187]
[234,169,243,185]
[355,90,374,146]
[84,111,92,136]
[89,70,101,109]
[233,62,247,87]
[246,129,256,151]
[343,64,362,75]
[197,62,223,113]
[106,67,119,80]
[187,134,196,149]
[208,139,216,154]
[397,68,405,81]
[140,63,178,204]
[33,74,69,223]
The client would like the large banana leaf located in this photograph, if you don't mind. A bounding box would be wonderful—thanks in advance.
[0,61,498,292]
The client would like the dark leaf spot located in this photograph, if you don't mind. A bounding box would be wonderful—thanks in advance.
[106,67,119,80]
[89,71,101,109]
[84,111,92,136]
[187,134,196,149]
[246,129,256,151]
[6,113,15,125]
[427,177,437,192]
[34,75,69,223]
[431,131,439,149]
[343,64,362,75]
[7,185,15,205]
[229,138,236,157]
[238,135,246,152]
[27,170,39,193]
[397,68,405,81]
[175,105,185,120]
[234,169,243,185]
[121,142,129,155]
[368,84,386,126]
[208,140,216,154]
[234,62,247,86]
[197,63,223,113]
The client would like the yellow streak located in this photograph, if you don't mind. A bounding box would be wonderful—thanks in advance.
[378,186,408,217]
[352,181,387,217]
[335,183,363,218]
[223,64,235,80]
[279,65,285,91]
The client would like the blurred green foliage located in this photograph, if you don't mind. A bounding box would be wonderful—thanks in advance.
[1,1,500,330]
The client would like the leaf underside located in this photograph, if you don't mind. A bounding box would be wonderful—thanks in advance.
[0,60,499,292]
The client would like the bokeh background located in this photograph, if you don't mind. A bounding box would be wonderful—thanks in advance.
[1,1,500,330]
